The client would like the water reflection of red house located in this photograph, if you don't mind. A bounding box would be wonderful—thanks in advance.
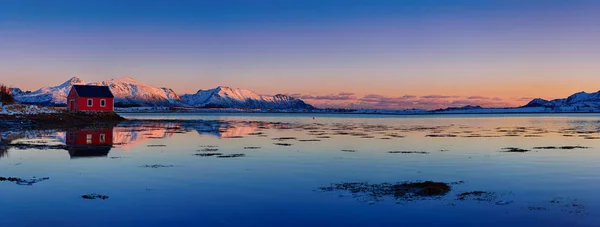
[66,127,113,158]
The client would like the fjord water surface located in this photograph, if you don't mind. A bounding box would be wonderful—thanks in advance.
[1,113,600,226]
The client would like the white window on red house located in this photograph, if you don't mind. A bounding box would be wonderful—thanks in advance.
[100,99,106,107]
[86,134,92,144]
[87,99,93,107]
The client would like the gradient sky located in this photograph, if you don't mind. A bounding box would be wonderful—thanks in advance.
[2,0,600,109]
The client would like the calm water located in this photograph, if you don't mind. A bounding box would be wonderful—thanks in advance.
[2,113,600,226]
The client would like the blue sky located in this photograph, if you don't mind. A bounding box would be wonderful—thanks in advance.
[2,0,600,109]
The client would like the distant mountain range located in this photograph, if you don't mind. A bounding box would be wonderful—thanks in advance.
[522,91,600,111]
[9,77,600,113]
[10,77,314,109]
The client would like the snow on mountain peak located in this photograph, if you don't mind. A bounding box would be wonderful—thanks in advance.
[90,77,181,106]
[10,77,314,109]
[61,77,86,86]
[182,86,313,109]
[12,77,87,104]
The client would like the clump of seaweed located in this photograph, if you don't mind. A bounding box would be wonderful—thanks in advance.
[319,181,451,203]
[425,134,457,138]
[456,191,497,201]
[298,139,321,142]
[388,151,430,154]
[199,148,219,152]
[272,137,297,141]
[533,146,589,150]
[244,147,261,149]
[140,164,174,168]
[147,145,166,147]
[341,149,356,152]
[82,194,109,200]
[274,143,292,146]
[194,153,222,157]
[549,197,587,215]
[0,176,49,186]
[217,154,245,158]
[500,147,530,153]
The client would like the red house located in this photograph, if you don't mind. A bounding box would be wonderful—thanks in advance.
[67,85,114,111]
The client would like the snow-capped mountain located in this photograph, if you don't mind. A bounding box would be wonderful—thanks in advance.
[181,86,314,109]
[11,77,181,106]
[10,77,315,109]
[89,77,181,106]
[11,77,87,105]
[523,90,600,111]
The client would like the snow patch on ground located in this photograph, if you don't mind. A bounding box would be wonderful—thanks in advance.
[0,104,58,115]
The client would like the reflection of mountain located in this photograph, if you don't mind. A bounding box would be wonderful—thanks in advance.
[0,120,294,154]
[66,127,114,159]
[113,121,181,150]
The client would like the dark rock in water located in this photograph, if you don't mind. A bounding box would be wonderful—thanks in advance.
[147,145,166,147]
[216,154,245,158]
[500,147,529,153]
[0,176,49,186]
[274,143,292,146]
[341,149,356,152]
[82,193,109,200]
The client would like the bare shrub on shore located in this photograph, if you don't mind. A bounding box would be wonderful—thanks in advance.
[0,84,15,104]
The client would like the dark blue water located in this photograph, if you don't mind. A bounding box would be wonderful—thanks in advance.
[1,113,599,226]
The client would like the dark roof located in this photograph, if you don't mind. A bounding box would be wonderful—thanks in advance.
[72,85,114,98]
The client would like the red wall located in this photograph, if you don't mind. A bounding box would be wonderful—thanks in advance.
[66,128,114,146]
[67,88,114,111]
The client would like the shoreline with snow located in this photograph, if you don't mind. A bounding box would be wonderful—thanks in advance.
[0,104,125,130]
[113,106,600,115]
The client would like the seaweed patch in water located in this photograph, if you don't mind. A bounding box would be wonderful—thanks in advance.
[217,154,245,158]
[388,151,430,154]
[500,147,530,153]
[147,145,166,147]
[425,134,458,138]
[548,197,587,215]
[244,147,261,149]
[0,176,49,186]
[533,146,589,150]
[82,194,109,200]
[298,139,322,142]
[341,149,356,152]
[274,143,293,146]
[140,164,174,168]
[199,148,219,152]
[319,181,451,203]
[456,191,497,202]
[194,153,222,157]
[272,137,297,141]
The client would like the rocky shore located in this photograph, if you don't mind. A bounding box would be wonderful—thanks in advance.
[0,104,125,130]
